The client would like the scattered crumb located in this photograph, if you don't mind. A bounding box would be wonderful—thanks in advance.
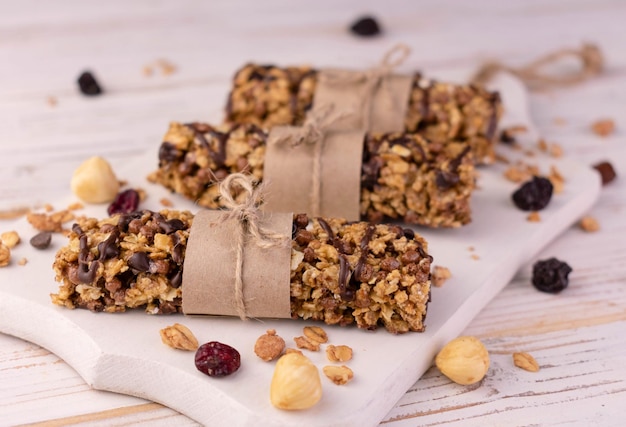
[495,153,511,164]
[142,65,154,77]
[136,188,147,202]
[527,211,541,222]
[548,165,565,194]
[43,203,54,212]
[500,125,528,144]
[157,59,177,76]
[67,202,84,211]
[467,246,475,252]
[579,216,600,232]
[18,257,28,266]
[524,149,536,157]
[504,164,536,183]
[0,207,30,220]
[160,198,174,207]
[1,231,20,248]
[431,265,452,287]
[537,139,548,152]
[46,96,58,107]
[26,209,75,232]
[471,254,480,260]
[0,243,10,267]
[118,179,129,187]
[553,117,567,126]
[591,119,615,137]
[549,143,563,158]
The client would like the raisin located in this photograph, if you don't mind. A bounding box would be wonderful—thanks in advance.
[349,16,382,37]
[512,176,553,211]
[195,341,241,377]
[532,258,572,293]
[107,189,140,216]
[592,161,617,186]
[77,71,102,96]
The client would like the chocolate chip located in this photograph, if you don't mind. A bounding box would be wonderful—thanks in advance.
[128,252,150,272]
[171,243,184,265]
[30,231,52,249]
[159,142,182,163]
[435,170,460,189]
[78,260,101,283]
[350,16,382,37]
[97,229,120,260]
[169,269,183,288]
[77,71,102,96]
[593,161,617,186]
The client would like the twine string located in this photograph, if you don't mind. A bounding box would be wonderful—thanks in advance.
[274,103,352,217]
[217,173,290,320]
[471,43,604,89]
[321,43,411,129]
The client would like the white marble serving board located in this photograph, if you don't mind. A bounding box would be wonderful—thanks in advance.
[0,74,601,427]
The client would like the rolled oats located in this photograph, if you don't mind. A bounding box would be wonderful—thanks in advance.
[431,265,451,287]
[322,365,354,385]
[160,323,199,351]
[326,345,353,362]
[0,243,10,267]
[303,326,328,344]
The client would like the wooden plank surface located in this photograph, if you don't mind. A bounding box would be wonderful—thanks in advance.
[1,0,625,425]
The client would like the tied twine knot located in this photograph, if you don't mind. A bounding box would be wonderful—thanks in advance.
[321,43,411,130]
[218,173,290,320]
[273,103,352,217]
[472,43,604,90]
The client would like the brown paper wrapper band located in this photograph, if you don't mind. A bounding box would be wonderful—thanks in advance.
[181,174,292,319]
[264,104,365,221]
[314,44,414,132]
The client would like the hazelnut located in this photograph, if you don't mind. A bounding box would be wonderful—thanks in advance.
[270,352,322,410]
[435,336,490,385]
[70,156,120,204]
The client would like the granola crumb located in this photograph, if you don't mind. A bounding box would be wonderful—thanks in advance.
[47,96,58,107]
[1,231,20,248]
[471,254,480,260]
[160,323,199,351]
[537,139,548,152]
[156,59,177,76]
[142,65,154,77]
[44,203,54,212]
[0,207,30,220]
[431,265,452,287]
[322,365,354,385]
[67,202,84,211]
[579,216,600,232]
[549,143,563,158]
[591,119,615,137]
[553,117,567,126]
[27,209,75,232]
[527,211,541,222]
[548,165,565,194]
[136,188,148,202]
[18,257,28,266]
[160,198,174,207]
[513,351,540,372]
[0,243,10,267]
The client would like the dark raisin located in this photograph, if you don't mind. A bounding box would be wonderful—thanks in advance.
[30,231,52,249]
[532,257,572,293]
[512,176,553,211]
[77,71,102,96]
[108,189,140,216]
[195,341,241,377]
[350,16,382,37]
[592,161,617,186]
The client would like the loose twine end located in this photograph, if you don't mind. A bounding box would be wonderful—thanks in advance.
[217,173,290,320]
[471,43,604,90]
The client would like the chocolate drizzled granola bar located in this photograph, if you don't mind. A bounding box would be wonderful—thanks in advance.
[148,122,475,228]
[52,210,432,334]
[225,64,502,164]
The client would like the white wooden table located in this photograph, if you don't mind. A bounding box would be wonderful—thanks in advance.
[1,1,625,425]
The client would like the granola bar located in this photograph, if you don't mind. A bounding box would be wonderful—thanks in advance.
[225,64,502,164]
[148,122,475,228]
[51,210,432,334]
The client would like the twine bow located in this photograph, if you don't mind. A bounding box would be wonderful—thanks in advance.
[217,173,290,320]
[321,43,411,130]
[273,103,352,217]
[472,43,604,90]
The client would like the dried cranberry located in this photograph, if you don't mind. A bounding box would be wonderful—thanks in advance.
[512,176,553,211]
[77,71,102,96]
[532,258,572,293]
[195,341,241,377]
[349,16,382,37]
[107,189,140,216]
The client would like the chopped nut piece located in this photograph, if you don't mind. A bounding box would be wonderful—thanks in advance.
[326,345,353,362]
[431,265,451,287]
[591,119,615,137]
[254,329,286,361]
[271,353,322,410]
[513,352,540,372]
[0,243,10,267]
[303,326,328,344]
[527,211,541,222]
[323,365,354,385]
[160,323,199,351]
[579,216,600,232]
[294,335,320,352]
[435,336,490,385]
[1,231,20,248]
